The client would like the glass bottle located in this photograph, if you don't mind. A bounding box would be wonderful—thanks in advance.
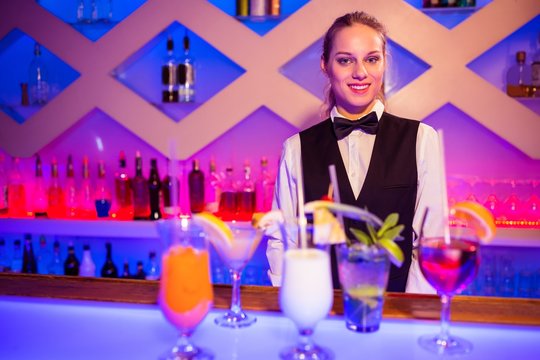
[94,161,111,218]
[236,0,249,16]
[0,154,7,215]
[188,159,205,213]
[28,43,50,105]
[79,156,95,219]
[47,240,63,275]
[532,33,540,90]
[162,35,178,103]
[7,157,27,218]
[22,234,37,274]
[11,239,23,273]
[506,51,532,97]
[121,260,131,279]
[205,158,221,213]
[162,158,180,218]
[249,0,266,16]
[237,161,256,220]
[133,261,146,280]
[114,151,133,220]
[145,251,160,280]
[256,156,274,212]
[101,242,118,278]
[268,0,281,16]
[36,235,51,274]
[0,238,10,272]
[47,157,65,219]
[33,154,48,217]
[133,151,150,220]
[79,244,96,277]
[178,30,195,103]
[148,158,162,220]
[219,166,237,220]
[65,155,78,218]
[64,244,80,276]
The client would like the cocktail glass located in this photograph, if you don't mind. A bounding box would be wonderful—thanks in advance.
[336,243,390,333]
[157,218,214,360]
[279,220,334,360]
[418,227,480,355]
[213,221,263,328]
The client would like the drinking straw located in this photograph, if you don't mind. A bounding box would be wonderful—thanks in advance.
[437,130,451,244]
[168,140,180,219]
[419,207,429,241]
[328,164,345,229]
[296,152,308,250]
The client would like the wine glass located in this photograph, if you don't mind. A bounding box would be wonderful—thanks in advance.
[418,226,480,355]
[157,218,214,360]
[279,220,334,360]
[213,221,263,328]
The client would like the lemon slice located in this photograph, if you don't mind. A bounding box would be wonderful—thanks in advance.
[450,201,496,243]
[192,212,233,249]
[313,207,346,245]
[252,210,284,230]
[305,200,382,227]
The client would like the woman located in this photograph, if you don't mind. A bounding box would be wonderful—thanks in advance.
[266,11,445,293]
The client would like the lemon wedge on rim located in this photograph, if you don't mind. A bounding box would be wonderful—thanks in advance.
[313,207,346,245]
[192,212,233,249]
[450,201,496,243]
[252,210,284,230]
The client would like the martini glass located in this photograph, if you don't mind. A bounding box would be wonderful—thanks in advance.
[157,218,214,360]
[418,227,480,356]
[213,221,264,328]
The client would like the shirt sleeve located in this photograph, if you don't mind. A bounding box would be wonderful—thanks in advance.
[266,134,300,286]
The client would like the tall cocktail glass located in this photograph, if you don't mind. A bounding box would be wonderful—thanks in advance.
[213,221,263,328]
[157,218,214,360]
[279,220,334,360]
[418,227,480,355]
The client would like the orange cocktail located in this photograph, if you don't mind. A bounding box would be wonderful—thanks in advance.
[159,244,213,332]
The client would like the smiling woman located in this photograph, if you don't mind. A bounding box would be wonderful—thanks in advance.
[266,11,447,294]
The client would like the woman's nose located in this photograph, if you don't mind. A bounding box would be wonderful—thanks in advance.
[352,62,368,79]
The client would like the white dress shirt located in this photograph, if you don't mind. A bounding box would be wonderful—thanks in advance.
[266,100,445,293]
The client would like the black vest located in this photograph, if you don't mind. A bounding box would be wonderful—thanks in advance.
[299,112,419,292]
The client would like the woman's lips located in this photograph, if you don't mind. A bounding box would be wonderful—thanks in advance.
[349,83,369,93]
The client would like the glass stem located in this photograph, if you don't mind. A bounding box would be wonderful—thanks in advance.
[439,294,452,342]
[176,332,194,353]
[229,268,243,314]
[298,328,315,352]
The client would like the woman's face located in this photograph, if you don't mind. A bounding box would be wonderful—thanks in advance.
[321,24,385,119]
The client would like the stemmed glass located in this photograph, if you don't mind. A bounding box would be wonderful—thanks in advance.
[418,226,480,355]
[279,220,334,360]
[157,218,214,360]
[213,221,263,328]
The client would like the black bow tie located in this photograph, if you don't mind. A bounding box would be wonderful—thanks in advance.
[333,112,379,140]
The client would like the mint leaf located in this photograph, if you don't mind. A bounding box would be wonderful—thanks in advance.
[377,213,399,237]
[350,228,372,246]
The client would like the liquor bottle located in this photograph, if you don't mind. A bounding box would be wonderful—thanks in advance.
[219,166,237,220]
[532,33,540,89]
[79,156,95,219]
[507,51,532,97]
[236,0,249,16]
[188,159,205,213]
[94,161,111,218]
[133,151,150,220]
[22,234,37,274]
[458,0,475,6]
[133,261,146,280]
[91,0,98,22]
[237,161,256,220]
[148,158,162,220]
[250,0,266,16]
[145,251,160,280]
[79,244,96,277]
[178,30,195,103]
[162,35,179,103]
[36,235,51,274]
[47,157,65,219]
[256,156,274,212]
[48,240,63,275]
[101,242,118,278]
[28,43,50,105]
[162,159,180,218]
[65,155,78,218]
[7,157,27,218]
[268,0,281,16]
[64,244,80,276]
[11,239,23,273]
[121,260,131,278]
[77,0,86,23]
[33,154,48,217]
[0,238,10,272]
[205,158,221,213]
[0,154,7,215]
[114,151,133,220]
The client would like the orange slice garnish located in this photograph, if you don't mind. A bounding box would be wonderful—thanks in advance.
[450,201,496,243]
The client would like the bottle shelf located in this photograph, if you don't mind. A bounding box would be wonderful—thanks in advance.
[421,6,478,14]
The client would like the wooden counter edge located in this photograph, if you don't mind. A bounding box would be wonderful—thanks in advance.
[1,273,539,326]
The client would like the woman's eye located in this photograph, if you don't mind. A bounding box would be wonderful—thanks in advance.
[366,56,380,64]
[336,57,353,65]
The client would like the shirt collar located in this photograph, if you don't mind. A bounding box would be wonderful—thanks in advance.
[330,100,385,123]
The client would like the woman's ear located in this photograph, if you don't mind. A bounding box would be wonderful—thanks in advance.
[320,57,327,75]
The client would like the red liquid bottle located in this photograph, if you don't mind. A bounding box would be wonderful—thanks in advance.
[114,151,133,220]
[47,157,66,219]
[33,154,48,217]
[0,154,7,216]
[188,159,205,213]
[65,155,78,218]
[7,157,27,218]
[132,151,150,220]
[79,156,95,219]
[218,166,237,221]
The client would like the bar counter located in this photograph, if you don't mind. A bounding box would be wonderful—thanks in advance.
[1,273,539,359]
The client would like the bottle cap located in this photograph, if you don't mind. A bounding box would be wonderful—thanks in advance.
[516,51,526,63]
[83,244,90,251]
